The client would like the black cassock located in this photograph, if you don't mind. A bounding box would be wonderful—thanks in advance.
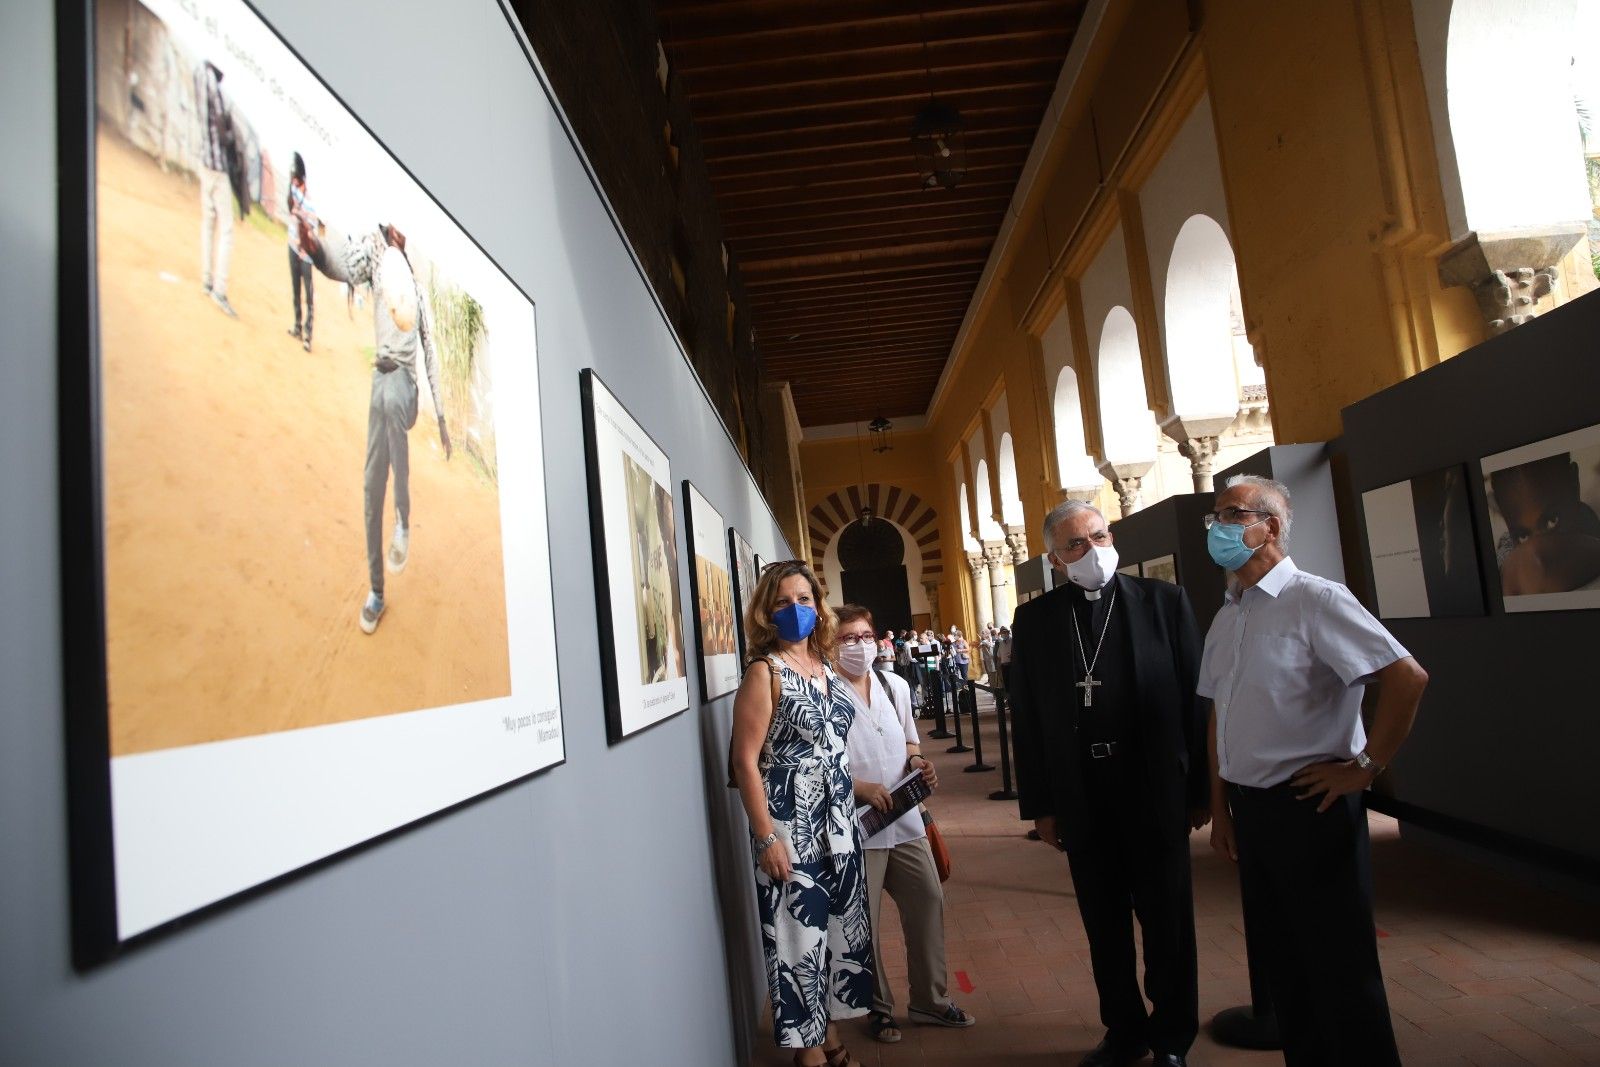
[1009,573,1208,1057]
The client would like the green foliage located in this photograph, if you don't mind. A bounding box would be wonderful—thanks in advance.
[426,272,496,484]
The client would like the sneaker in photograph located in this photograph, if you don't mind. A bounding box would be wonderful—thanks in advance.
[211,291,238,318]
[359,591,384,634]
[387,521,408,574]
[288,324,301,339]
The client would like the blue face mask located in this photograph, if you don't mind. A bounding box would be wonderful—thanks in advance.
[1207,519,1267,571]
[772,602,818,643]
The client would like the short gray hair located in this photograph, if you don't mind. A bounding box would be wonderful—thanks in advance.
[1224,474,1292,549]
[1042,500,1105,553]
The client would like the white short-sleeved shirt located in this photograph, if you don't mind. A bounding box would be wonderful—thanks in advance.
[842,670,925,849]
[1197,557,1409,789]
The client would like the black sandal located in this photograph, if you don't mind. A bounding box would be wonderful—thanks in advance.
[868,1011,902,1044]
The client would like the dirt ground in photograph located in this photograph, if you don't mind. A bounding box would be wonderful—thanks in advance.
[95,128,512,756]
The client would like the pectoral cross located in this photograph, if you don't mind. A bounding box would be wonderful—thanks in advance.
[1076,674,1102,708]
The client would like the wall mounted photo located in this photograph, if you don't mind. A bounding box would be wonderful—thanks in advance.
[1362,465,1485,619]
[580,370,689,739]
[1479,422,1600,613]
[1142,555,1178,585]
[58,0,563,964]
[728,527,757,664]
[683,483,739,701]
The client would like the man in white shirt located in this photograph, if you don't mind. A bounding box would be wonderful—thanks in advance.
[1199,475,1428,1067]
[835,605,975,1044]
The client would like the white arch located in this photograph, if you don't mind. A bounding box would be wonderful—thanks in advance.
[972,459,1005,540]
[1052,368,1100,488]
[956,482,980,551]
[1164,214,1245,422]
[1442,0,1589,235]
[1096,306,1156,466]
[996,433,1025,526]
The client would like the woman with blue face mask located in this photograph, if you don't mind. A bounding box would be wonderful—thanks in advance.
[729,561,873,1066]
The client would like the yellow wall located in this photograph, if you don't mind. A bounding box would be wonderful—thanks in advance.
[796,0,1536,635]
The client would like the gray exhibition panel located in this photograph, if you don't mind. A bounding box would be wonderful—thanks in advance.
[1,1,775,1064]
[1339,291,1600,874]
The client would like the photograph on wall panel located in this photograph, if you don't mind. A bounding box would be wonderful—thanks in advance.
[580,370,690,740]
[57,0,565,963]
[729,527,757,664]
[683,483,739,702]
[1479,422,1600,613]
[1362,465,1485,619]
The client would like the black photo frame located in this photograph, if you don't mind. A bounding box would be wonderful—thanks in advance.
[58,0,565,966]
[682,482,740,702]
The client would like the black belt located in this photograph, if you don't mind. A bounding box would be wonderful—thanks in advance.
[1084,741,1120,759]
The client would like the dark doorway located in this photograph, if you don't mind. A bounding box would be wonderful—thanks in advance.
[837,518,912,632]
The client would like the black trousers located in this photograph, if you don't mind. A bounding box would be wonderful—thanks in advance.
[1065,752,1198,1055]
[1228,783,1400,1067]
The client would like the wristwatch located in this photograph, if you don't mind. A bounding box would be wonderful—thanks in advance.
[754,831,779,854]
[1354,749,1384,774]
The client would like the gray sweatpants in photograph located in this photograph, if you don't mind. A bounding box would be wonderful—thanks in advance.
[365,366,418,596]
[864,836,953,1016]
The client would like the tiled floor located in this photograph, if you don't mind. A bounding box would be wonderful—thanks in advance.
[747,694,1600,1066]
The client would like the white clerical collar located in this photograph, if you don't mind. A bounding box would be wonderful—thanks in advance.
[1082,573,1116,601]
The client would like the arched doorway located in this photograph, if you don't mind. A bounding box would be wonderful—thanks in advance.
[837,517,912,632]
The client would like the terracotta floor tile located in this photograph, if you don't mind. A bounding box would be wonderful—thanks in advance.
[742,703,1600,1066]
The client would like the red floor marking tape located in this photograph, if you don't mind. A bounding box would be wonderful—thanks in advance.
[955,970,974,993]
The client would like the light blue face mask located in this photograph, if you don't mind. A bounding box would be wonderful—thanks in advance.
[1207,518,1267,571]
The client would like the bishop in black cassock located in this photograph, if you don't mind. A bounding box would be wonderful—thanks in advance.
[1008,502,1210,1067]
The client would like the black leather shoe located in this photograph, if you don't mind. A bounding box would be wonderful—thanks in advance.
[1151,1054,1187,1067]
[1078,1038,1149,1067]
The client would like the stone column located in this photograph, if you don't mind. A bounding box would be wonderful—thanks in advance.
[1178,435,1222,493]
[1098,460,1154,518]
[1439,226,1585,335]
[966,552,993,632]
[984,541,1014,628]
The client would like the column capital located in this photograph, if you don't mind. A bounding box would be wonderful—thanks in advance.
[1003,525,1030,565]
[1178,435,1222,493]
[1439,225,1585,335]
[966,552,989,580]
[981,540,1008,570]
[1098,460,1152,518]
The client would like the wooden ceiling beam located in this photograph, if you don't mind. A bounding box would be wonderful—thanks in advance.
[684,59,1062,119]
[695,84,1050,142]
[729,207,1005,249]
[665,3,1073,69]
[726,194,1007,237]
[703,107,1041,158]
[751,299,971,329]
[746,266,981,296]
[673,32,1072,97]
[709,147,1026,199]
[656,0,1071,41]
[706,126,1035,181]
[719,178,1017,220]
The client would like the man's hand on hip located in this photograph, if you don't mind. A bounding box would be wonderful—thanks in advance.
[1290,759,1377,813]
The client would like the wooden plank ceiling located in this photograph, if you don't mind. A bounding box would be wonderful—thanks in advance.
[657,0,1084,427]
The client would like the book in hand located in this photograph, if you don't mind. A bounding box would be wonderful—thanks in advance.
[855,767,933,839]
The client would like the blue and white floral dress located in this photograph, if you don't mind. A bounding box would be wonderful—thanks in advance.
[753,654,874,1048]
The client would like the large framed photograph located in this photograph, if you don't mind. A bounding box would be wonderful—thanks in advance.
[683,483,739,702]
[580,370,690,740]
[1362,465,1485,619]
[728,527,757,664]
[1479,422,1600,613]
[58,0,563,964]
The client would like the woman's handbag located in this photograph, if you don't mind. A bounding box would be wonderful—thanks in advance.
[922,806,952,882]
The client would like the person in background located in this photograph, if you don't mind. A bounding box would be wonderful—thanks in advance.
[876,629,896,669]
[195,59,240,319]
[285,151,315,352]
[893,630,915,686]
[1202,475,1428,1067]
[729,561,873,1067]
[1009,501,1208,1067]
[836,604,975,1044]
[978,626,997,684]
[994,624,1013,691]
[950,628,970,684]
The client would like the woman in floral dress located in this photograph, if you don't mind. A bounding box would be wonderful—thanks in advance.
[730,561,873,1066]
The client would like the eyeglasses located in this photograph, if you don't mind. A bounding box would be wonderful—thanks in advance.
[1202,507,1270,529]
[836,633,877,646]
[1058,530,1111,553]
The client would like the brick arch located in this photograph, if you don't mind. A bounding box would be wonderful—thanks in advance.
[807,483,942,593]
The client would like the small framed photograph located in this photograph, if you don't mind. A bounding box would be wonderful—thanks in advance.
[683,482,739,701]
[580,370,690,740]
[1479,423,1600,613]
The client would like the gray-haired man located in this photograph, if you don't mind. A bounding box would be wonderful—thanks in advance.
[1009,501,1208,1067]
[1201,475,1428,1066]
